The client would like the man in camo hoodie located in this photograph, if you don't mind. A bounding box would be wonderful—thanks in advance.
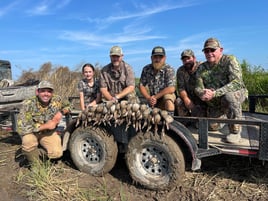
[195,38,248,143]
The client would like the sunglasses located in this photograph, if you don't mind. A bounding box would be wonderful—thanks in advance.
[204,48,217,54]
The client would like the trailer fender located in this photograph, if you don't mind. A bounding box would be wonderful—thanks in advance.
[169,121,201,171]
[62,118,77,151]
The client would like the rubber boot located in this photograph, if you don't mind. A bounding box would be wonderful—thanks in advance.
[23,149,40,165]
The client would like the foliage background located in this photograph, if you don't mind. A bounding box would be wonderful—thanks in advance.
[16,60,268,111]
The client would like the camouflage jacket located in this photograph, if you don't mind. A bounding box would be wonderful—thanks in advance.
[176,61,201,99]
[100,61,135,96]
[195,54,247,98]
[139,63,175,95]
[17,95,71,136]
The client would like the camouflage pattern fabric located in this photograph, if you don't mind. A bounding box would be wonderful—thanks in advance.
[195,54,248,119]
[195,55,247,98]
[139,64,175,95]
[175,61,206,117]
[176,61,202,101]
[17,95,71,136]
[78,78,100,105]
[100,61,135,96]
[207,89,247,119]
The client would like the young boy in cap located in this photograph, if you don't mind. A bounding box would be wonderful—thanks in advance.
[139,46,176,114]
[195,38,248,143]
[17,80,71,166]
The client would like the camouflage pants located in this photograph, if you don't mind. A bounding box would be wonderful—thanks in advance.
[21,131,63,159]
[207,88,247,119]
[175,97,207,117]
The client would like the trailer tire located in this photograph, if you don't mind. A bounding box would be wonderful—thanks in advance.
[69,126,118,176]
[126,131,185,190]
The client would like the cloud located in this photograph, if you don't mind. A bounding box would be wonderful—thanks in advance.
[60,28,165,47]
[87,1,198,25]
[26,0,71,16]
[0,1,19,17]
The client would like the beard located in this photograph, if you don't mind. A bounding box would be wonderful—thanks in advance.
[184,61,195,71]
[153,61,165,70]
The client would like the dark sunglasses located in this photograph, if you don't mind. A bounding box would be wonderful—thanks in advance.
[204,48,217,54]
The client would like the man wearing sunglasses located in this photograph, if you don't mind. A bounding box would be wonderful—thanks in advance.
[195,38,248,143]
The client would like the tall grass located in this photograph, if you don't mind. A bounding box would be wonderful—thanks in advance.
[15,159,126,201]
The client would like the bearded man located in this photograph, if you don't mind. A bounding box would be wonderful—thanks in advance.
[175,49,206,117]
[139,46,176,114]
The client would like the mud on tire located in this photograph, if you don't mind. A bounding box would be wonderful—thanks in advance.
[69,126,118,176]
[126,131,185,190]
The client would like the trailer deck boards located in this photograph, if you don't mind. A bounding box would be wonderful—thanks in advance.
[189,112,268,150]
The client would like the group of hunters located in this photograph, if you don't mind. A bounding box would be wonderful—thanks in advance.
[17,37,248,166]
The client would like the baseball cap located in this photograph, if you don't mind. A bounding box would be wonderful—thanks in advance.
[202,38,221,51]
[151,46,166,56]
[181,49,195,59]
[110,46,123,56]
[38,81,54,90]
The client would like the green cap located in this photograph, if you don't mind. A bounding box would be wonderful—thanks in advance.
[38,81,54,90]
[202,38,221,51]
[181,49,195,59]
[110,46,123,56]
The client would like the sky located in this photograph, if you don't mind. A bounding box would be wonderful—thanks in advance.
[0,0,268,80]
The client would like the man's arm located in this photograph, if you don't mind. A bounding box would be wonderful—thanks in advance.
[100,87,114,101]
[37,111,63,131]
[116,85,135,99]
[179,90,195,109]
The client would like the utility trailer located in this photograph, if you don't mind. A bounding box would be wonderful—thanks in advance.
[10,95,268,190]
[60,95,268,190]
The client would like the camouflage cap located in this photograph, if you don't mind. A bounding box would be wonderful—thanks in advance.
[202,38,221,51]
[110,46,123,56]
[38,81,54,90]
[151,46,166,56]
[181,49,195,59]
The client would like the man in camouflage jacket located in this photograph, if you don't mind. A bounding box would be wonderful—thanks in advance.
[17,81,71,165]
[195,38,248,143]
[175,49,206,117]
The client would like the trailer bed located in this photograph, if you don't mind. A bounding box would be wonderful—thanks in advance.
[189,112,268,150]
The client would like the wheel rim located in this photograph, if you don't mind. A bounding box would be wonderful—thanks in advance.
[139,145,169,176]
[81,137,103,164]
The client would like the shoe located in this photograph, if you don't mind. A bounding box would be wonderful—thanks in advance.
[209,123,219,131]
[230,124,241,134]
[226,133,241,143]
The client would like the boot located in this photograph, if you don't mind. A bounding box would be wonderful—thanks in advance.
[229,124,241,134]
[23,149,40,165]
[226,133,241,144]
[209,123,220,131]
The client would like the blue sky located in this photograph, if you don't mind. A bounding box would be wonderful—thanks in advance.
[1,0,268,80]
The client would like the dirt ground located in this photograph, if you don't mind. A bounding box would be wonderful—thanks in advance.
[1,126,268,201]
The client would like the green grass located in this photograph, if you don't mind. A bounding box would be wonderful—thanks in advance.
[15,159,127,201]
